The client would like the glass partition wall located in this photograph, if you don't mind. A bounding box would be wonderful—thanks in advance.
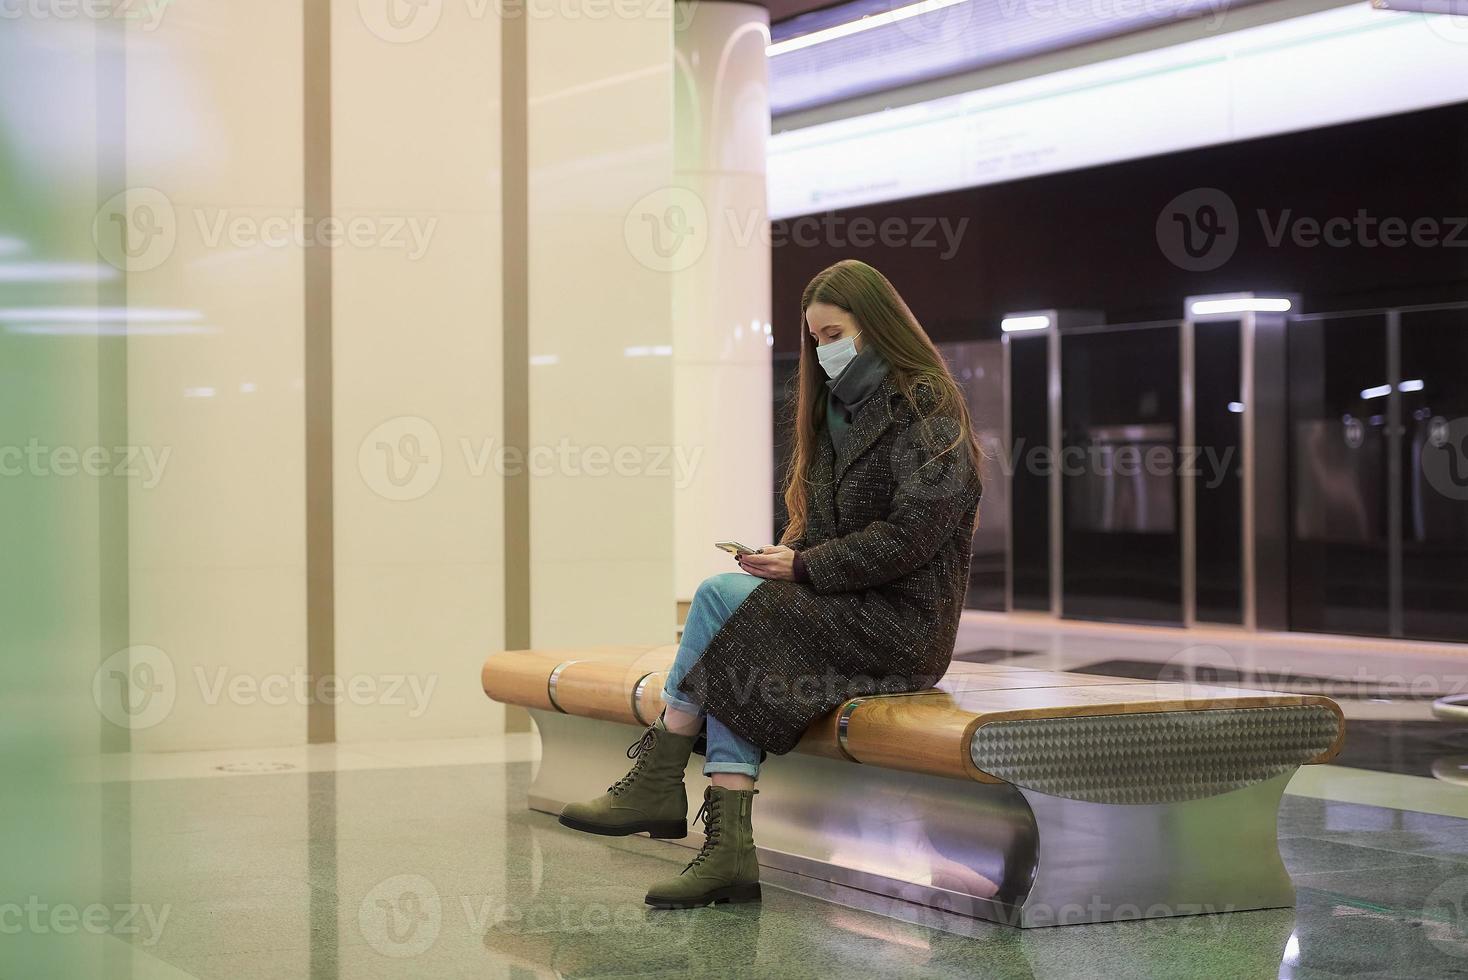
[771,343,1006,611]
[1289,304,1468,641]
[1400,307,1468,641]
[1005,332,1052,613]
[1059,324,1182,625]
[1190,319,1246,625]
[770,301,1467,642]
[945,341,1005,610]
[1287,313,1393,636]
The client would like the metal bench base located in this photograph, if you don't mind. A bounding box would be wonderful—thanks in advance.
[525,710,1298,928]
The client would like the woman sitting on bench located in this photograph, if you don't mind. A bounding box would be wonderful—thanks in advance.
[557,257,985,910]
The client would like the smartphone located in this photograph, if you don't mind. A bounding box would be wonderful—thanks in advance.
[714,540,759,557]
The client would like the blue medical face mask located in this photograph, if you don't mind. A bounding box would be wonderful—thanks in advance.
[815,330,862,379]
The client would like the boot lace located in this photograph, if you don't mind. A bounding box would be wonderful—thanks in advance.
[605,726,659,797]
[682,796,722,873]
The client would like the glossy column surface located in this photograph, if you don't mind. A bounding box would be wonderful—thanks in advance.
[60,0,687,756]
[526,8,677,648]
[331,0,506,741]
[123,4,308,750]
[673,3,774,599]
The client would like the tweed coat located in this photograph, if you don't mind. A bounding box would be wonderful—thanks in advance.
[676,371,984,755]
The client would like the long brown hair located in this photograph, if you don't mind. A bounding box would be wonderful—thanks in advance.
[778,258,983,545]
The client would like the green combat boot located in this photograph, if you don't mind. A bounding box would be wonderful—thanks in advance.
[558,715,694,839]
[644,786,761,909]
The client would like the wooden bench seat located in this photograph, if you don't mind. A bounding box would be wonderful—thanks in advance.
[483,644,1345,927]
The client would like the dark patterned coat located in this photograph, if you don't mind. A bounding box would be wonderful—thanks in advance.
[676,371,984,755]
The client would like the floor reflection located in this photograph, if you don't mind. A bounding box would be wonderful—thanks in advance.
[90,748,1468,979]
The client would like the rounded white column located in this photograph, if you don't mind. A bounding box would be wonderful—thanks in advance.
[673,1,773,601]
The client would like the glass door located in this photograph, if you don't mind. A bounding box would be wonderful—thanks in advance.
[1060,325,1183,625]
[1286,314,1391,636]
[1400,307,1468,641]
[945,340,1006,610]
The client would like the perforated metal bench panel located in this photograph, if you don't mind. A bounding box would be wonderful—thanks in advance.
[969,704,1343,804]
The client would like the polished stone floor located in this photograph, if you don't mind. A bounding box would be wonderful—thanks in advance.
[65,617,1468,978]
[92,751,1468,980]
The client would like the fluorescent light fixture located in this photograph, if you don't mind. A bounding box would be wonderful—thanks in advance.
[768,0,970,57]
[0,262,118,282]
[1227,401,1245,414]
[5,323,215,336]
[1361,379,1425,399]
[769,6,1468,219]
[1189,297,1293,317]
[1001,314,1051,333]
[1372,0,1468,12]
[0,306,203,323]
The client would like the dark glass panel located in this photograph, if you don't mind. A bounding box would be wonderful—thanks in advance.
[1060,326,1182,624]
[1287,315,1390,636]
[1008,335,1051,611]
[945,341,1006,610]
[1193,320,1244,625]
[772,352,799,544]
[1399,308,1468,642]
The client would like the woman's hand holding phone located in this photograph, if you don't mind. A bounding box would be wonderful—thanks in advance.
[736,544,795,581]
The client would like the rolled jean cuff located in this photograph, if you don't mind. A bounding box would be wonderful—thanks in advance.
[703,761,760,779]
[660,688,703,718]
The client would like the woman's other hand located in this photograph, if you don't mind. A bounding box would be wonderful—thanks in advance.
[737,545,795,581]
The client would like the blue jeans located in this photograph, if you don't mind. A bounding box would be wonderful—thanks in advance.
[662,571,764,780]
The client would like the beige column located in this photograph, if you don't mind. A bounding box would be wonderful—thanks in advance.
[523,9,679,647]
[673,1,774,603]
[329,0,506,741]
[119,2,309,751]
